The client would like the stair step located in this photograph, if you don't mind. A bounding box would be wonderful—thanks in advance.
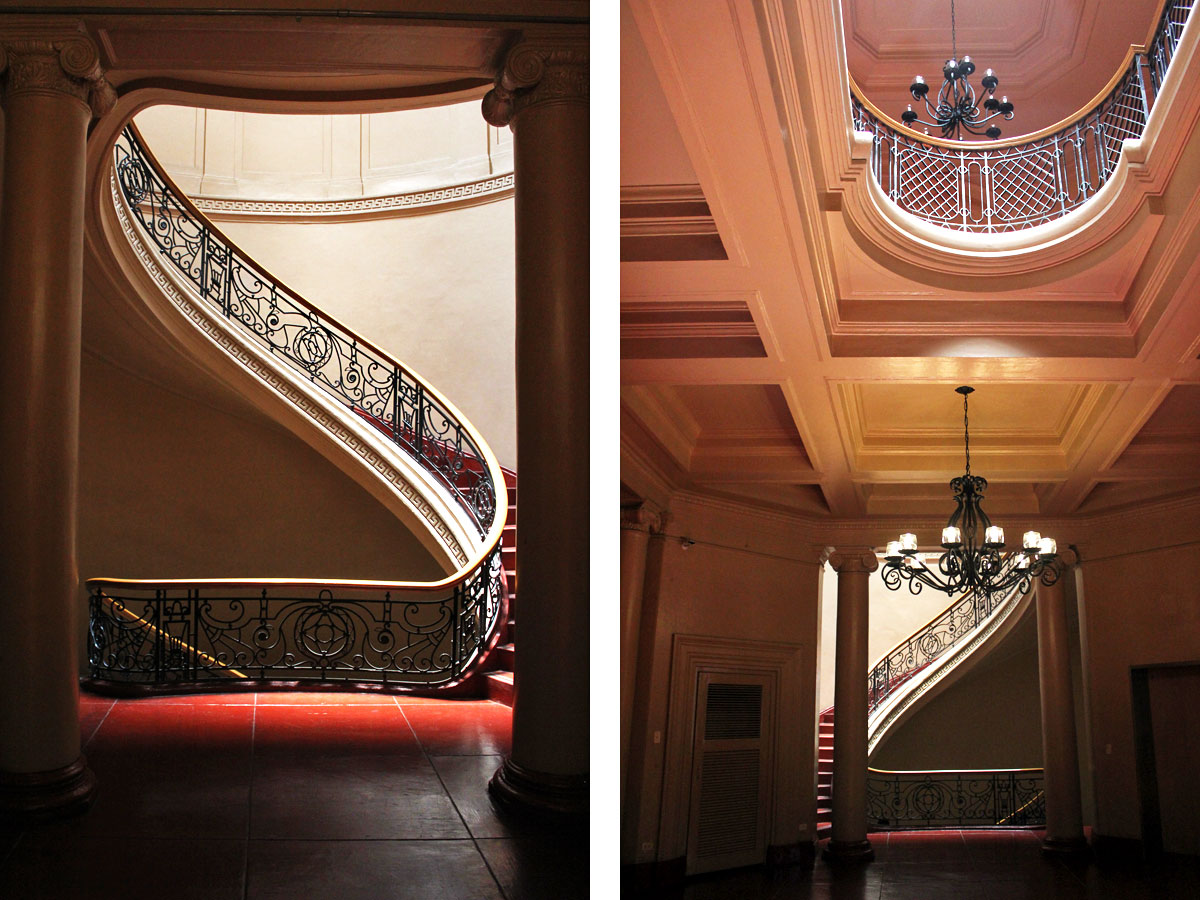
[486,671,514,707]
[495,643,514,669]
[817,807,832,818]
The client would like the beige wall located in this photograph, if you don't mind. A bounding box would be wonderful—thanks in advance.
[78,350,443,593]
[1077,515,1200,841]
[135,103,512,201]
[133,106,517,469]
[870,613,1044,770]
[623,495,823,865]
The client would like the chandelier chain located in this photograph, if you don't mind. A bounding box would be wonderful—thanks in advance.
[962,388,970,476]
[951,0,957,62]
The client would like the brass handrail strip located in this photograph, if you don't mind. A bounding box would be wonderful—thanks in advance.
[97,592,248,679]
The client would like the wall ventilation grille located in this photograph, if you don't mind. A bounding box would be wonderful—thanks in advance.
[695,749,760,858]
[704,682,763,740]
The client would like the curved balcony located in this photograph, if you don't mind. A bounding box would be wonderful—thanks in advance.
[849,0,1194,233]
[86,123,507,693]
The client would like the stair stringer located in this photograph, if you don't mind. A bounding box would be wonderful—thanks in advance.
[90,144,483,576]
[866,583,1033,761]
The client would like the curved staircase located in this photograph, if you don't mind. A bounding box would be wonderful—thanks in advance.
[84,122,510,696]
[818,580,1044,834]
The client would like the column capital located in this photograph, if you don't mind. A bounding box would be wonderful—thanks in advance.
[0,20,114,117]
[827,547,880,575]
[621,501,663,535]
[482,35,588,128]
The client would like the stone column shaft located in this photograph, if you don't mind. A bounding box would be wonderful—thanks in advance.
[0,25,112,819]
[483,35,589,820]
[824,549,878,863]
[620,504,660,812]
[1036,571,1086,853]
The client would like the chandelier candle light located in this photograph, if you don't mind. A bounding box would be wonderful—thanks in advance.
[901,0,1016,140]
[882,386,1061,599]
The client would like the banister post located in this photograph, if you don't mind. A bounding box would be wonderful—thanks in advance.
[482,31,589,823]
[0,20,113,821]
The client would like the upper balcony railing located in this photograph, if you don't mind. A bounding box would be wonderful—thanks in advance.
[850,0,1194,233]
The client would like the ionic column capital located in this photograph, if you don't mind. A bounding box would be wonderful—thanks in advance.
[827,547,880,575]
[482,36,588,128]
[620,502,664,535]
[0,21,114,117]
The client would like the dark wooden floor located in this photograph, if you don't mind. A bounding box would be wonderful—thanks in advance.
[630,830,1200,899]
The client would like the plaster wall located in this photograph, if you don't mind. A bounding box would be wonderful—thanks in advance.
[1077,523,1200,841]
[78,349,442,592]
[623,495,823,865]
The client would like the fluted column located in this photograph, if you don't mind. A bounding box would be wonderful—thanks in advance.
[824,548,878,863]
[1035,552,1086,854]
[482,33,589,820]
[620,502,661,812]
[0,23,113,819]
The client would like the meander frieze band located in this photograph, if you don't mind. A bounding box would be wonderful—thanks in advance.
[0,31,114,115]
[482,41,589,128]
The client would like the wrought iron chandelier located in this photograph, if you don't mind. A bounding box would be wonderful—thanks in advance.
[900,0,1015,140]
[882,386,1061,599]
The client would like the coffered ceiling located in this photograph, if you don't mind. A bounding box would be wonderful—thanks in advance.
[620,0,1200,523]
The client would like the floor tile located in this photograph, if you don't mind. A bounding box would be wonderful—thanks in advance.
[0,834,244,900]
[431,753,536,838]
[401,701,512,755]
[254,690,397,705]
[252,704,423,758]
[477,836,589,900]
[78,696,114,748]
[245,839,503,900]
[249,755,468,840]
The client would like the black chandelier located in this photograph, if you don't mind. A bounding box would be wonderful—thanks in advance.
[900,0,1015,140]
[882,386,1061,599]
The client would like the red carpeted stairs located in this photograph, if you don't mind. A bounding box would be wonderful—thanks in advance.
[484,468,517,706]
[817,707,834,839]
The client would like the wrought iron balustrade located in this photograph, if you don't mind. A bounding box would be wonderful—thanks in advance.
[89,545,503,689]
[850,0,1194,232]
[868,584,1020,715]
[113,125,495,536]
[867,768,1045,829]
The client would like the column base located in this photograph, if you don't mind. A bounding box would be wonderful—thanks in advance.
[822,838,875,863]
[1041,835,1089,856]
[488,756,588,823]
[0,756,97,822]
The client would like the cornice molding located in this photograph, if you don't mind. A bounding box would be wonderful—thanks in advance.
[482,35,588,128]
[0,20,114,116]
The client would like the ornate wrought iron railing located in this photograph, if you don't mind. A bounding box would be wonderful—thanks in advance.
[113,124,495,536]
[867,768,1045,829]
[88,122,508,692]
[850,0,1194,232]
[868,583,1021,715]
[89,554,503,688]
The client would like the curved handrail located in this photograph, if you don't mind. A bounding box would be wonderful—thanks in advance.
[849,0,1194,232]
[867,580,1023,716]
[86,121,509,689]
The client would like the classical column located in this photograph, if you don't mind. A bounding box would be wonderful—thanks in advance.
[482,34,589,820]
[0,24,113,820]
[1035,551,1086,853]
[823,548,878,863]
[620,502,661,812]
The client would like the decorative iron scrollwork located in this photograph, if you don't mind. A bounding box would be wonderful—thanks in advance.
[867,768,1045,829]
[112,126,496,535]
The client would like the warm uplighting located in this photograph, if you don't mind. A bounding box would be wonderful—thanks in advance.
[882,386,1063,599]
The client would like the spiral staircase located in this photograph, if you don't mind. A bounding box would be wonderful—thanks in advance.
[817,580,1044,835]
[83,122,512,697]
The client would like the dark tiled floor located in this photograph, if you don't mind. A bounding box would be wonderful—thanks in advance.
[634,830,1200,899]
[0,692,586,899]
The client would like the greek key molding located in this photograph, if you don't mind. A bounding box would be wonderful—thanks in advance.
[190,172,515,222]
[110,173,469,568]
[482,39,588,128]
[0,23,114,116]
